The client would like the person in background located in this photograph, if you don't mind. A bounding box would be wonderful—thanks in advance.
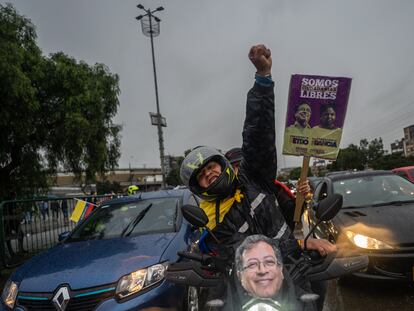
[61,198,69,223]
[40,200,49,221]
[127,185,139,196]
[50,200,60,220]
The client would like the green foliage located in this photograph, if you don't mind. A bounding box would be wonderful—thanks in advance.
[328,137,413,172]
[276,175,288,182]
[0,4,121,200]
[288,167,311,180]
[166,156,184,186]
[328,143,365,171]
[373,153,414,170]
[166,169,182,186]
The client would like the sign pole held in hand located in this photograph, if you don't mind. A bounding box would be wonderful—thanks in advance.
[282,74,352,239]
[294,155,310,223]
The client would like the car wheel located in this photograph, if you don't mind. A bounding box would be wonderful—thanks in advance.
[186,286,200,311]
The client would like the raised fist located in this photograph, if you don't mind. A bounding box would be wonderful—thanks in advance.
[248,44,272,76]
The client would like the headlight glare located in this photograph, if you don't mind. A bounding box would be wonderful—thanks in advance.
[1,280,18,308]
[346,231,393,250]
[116,263,166,299]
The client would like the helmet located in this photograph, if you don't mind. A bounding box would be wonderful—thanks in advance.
[128,185,139,195]
[225,147,243,165]
[180,146,236,201]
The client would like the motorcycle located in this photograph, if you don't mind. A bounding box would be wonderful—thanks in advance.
[166,194,368,310]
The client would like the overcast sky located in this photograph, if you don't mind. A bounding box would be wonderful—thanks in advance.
[5,0,414,169]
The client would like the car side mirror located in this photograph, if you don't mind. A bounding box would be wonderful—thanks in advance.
[316,193,343,221]
[58,231,70,242]
[181,204,209,229]
[182,204,221,244]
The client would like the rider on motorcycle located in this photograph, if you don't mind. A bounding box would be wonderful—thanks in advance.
[180,44,335,307]
[225,147,331,311]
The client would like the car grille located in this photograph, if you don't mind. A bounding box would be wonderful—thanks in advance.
[17,285,116,311]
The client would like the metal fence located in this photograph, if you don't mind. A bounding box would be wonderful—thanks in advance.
[0,194,118,268]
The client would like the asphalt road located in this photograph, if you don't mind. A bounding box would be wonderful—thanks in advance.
[323,278,414,311]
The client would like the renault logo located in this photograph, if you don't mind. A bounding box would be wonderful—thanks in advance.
[52,286,70,311]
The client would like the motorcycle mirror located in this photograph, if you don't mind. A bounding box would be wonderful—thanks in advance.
[181,204,209,228]
[316,193,343,221]
[303,193,343,250]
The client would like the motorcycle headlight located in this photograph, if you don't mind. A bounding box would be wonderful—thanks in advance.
[1,280,18,309]
[116,262,167,299]
[346,231,393,250]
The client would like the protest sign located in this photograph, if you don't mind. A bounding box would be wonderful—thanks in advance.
[282,74,352,160]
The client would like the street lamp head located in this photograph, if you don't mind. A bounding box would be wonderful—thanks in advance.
[156,6,164,11]
[137,4,145,9]
[135,15,143,21]
[154,16,161,23]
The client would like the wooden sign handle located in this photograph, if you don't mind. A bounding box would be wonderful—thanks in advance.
[293,156,310,223]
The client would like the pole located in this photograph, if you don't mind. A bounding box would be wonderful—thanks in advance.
[148,10,166,188]
[293,156,311,239]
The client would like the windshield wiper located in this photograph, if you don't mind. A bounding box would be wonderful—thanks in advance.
[372,200,414,207]
[121,203,153,237]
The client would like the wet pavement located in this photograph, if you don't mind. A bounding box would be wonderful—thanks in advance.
[324,278,414,311]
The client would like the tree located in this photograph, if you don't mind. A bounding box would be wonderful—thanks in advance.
[374,153,414,170]
[359,137,385,169]
[328,143,365,171]
[0,4,121,200]
[166,156,184,186]
[96,180,122,195]
[288,167,311,180]
[328,137,414,172]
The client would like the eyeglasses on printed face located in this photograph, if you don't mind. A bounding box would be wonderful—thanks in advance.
[242,257,281,272]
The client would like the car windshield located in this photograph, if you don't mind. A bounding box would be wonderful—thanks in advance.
[67,197,179,241]
[333,174,414,208]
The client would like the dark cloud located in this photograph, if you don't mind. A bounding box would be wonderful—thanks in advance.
[6,0,414,169]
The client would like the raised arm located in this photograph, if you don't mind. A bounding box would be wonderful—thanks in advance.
[241,44,277,182]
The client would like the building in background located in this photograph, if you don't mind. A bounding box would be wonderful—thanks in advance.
[390,138,405,154]
[311,159,329,176]
[403,124,414,157]
[52,168,163,195]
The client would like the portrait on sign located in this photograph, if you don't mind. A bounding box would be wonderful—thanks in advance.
[282,75,352,160]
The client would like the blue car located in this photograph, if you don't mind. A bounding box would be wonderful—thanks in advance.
[1,189,200,310]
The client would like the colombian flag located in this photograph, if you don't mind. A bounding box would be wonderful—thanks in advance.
[70,199,96,223]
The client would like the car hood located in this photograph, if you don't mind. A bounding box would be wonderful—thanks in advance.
[16,233,176,292]
[337,203,414,245]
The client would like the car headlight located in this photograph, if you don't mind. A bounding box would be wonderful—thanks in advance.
[116,262,167,299]
[1,280,18,309]
[346,231,394,250]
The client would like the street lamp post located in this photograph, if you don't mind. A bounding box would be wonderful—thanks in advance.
[136,4,166,188]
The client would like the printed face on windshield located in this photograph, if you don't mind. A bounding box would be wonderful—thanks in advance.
[196,161,222,188]
[238,241,284,298]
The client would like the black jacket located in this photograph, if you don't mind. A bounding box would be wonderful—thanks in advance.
[206,82,299,259]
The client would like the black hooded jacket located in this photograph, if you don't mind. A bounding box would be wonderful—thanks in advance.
[205,81,300,259]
